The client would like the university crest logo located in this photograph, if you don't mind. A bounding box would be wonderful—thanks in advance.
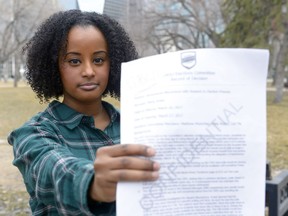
[181,51,196,69]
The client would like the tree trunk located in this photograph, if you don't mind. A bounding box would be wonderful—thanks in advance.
[2,62,8,83]
[274,9,288,103]
[13,67,19,87]
[274,58,285,103]
[273,33,287,103]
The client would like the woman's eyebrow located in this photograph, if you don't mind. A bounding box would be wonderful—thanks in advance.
[93,51,108,55]
[65,52,81,56]
[65,51,108,56]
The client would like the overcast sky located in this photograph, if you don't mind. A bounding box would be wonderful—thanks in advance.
[78,0,105,13]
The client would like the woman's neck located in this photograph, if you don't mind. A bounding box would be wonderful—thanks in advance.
[62,98,110,130]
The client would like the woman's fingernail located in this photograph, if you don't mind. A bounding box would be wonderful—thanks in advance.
[153,162,160,170]
[147,147,156,156]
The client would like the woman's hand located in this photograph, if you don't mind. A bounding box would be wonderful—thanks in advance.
[89,144,160,202]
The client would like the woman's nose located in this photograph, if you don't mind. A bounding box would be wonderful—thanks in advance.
[82,62,95,77]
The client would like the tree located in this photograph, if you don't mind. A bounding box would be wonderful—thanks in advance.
[0,0,60,86]
[124,0,156,57]
[220,0,274,47]
[126,0,225,56]
[270,1,288,103]
[220,0,287,103]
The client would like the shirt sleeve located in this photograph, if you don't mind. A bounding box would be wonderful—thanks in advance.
[8,121,105,215]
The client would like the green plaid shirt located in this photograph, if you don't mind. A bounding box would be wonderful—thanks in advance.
[8,100,120,215]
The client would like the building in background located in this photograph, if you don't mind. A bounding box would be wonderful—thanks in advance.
[103,0,128,25]
[58,0,79,10]
[59,0,128,26]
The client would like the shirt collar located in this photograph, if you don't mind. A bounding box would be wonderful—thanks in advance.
[46,100,120,130]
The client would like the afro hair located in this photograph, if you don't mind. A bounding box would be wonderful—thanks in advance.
[23,9,138,103]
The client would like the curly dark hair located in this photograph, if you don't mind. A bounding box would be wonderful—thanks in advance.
[23,9,138,103]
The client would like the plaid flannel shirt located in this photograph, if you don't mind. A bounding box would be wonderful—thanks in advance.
[8,100,120,215]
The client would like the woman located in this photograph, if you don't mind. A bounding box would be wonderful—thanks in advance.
[8,10,159,215]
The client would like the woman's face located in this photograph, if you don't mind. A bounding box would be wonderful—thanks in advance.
[59,25,110,107]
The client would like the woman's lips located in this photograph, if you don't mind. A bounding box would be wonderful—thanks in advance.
[78,82,99,91]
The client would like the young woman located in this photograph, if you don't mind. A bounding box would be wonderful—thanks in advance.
[8,10,159,215]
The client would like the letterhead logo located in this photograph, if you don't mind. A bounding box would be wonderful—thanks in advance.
[181,51,196,69]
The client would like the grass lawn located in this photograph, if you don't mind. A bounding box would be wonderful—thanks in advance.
[267,90,288,171]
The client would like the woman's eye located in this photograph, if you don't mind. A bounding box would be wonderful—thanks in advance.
[94,58,104,64]
[68,59,80,65]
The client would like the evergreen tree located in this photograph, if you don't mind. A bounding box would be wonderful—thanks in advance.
[220,0,279,48]
[220,0,288,103]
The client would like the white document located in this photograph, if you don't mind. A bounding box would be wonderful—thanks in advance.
[117,48,269,216]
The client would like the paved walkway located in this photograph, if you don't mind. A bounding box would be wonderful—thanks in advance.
[267,87,287,92]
